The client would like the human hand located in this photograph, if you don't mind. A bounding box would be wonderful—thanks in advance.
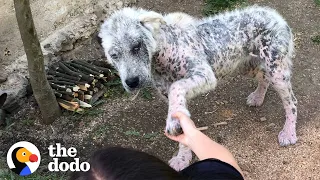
[165,108,190,136]
[165,112,199,146]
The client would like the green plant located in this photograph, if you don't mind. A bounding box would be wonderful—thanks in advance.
[124,130,140,136]
[311,35,320,44]
[143,132,159,140]
[22,118,35,126]
[0,170,67,180]
[203,0,248,16]
[141,88,153,100]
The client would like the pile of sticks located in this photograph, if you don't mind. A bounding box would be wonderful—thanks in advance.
[47,60,118,113]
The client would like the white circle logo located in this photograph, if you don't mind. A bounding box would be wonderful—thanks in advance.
[7,141,41,176]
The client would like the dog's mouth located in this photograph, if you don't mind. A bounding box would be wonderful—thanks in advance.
[124,86,136,92]
[120,76,151,93]
[122,83,143,93]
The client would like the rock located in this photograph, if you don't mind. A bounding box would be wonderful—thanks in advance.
[283,160,289,165]
[216,134,224,143]
[0,93,7,108]
[0,73,8,83]
[260,117,267,122]
[0,73,29,111]
[0,109,6,126]
[266,123,276,131]
[116,1,123,8]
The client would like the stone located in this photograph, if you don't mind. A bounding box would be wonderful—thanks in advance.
[266,123,276,131]
[0,109,6,126]
[260,117,267,122]
[116,1,123,8]
[0,73,8,83]
[0,92,7,107]
[0,73,28,110]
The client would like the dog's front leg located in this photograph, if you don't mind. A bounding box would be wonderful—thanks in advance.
[165,66,217,136]
[166,65,217,171]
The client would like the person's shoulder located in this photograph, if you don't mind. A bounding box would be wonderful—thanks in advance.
[180,158,244,180]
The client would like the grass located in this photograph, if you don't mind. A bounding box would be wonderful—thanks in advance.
[93,125,110,139]
[143,132,159,140]
[315,0,320,6]
[21,118,35,126]
[0,171,67,180]
[203,0,248,16]
[124,130,159,140]
[103,78,128,98]
[311,35,320,44]
[141,88,153,100]
[0,158,67,180]
[124,130,140,136]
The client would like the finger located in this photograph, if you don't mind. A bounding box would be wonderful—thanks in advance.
[164,132,182,142]
[172,111,189,120]
[172,112,195,129]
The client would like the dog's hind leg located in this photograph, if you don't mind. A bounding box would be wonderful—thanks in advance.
[262,49,297,146]
[269,68,297,146]
[247,69,270,107]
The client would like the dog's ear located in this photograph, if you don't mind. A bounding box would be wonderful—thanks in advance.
[139,11,166,36]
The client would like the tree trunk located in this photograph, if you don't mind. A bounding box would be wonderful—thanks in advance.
[14,0,61,124]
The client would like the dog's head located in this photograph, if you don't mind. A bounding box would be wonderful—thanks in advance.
[99,8,165,92]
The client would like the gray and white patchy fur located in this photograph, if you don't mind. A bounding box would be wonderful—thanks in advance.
[99,5,298,170]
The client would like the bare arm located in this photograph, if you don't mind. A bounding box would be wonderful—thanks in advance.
[166,112,243,176]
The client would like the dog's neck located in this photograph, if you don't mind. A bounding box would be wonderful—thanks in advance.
[150,28,189,81]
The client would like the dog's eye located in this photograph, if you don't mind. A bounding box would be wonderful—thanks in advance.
[110,54,118,59]
[132,42,141,54]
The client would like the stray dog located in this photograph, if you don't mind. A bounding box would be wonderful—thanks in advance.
[99,5,297,170]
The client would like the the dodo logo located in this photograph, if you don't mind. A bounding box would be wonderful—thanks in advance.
[7,141,40,176]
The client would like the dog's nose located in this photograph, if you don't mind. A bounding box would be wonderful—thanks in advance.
[125,77,139,88]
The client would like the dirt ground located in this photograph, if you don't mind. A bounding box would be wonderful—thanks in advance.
[1,0,320,180]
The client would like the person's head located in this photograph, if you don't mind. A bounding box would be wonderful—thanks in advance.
[69,146,186,180]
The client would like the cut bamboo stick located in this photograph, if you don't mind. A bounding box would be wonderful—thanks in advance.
[73,60,113,75]
[72,60,105,73]
[197,126,208,131]
[90,88,107,104]
[48,70,81,81]
[69,61,103,77]
[58,62,94,82]
[49,80,75,86]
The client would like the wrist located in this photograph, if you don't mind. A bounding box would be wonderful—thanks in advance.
[184,128,201,147]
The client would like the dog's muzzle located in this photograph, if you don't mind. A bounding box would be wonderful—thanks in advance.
[125,77,140,89]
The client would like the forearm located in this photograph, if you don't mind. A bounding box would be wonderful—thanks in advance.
[187,130,243,175]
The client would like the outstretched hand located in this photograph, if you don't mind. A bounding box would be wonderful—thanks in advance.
[165,112,199,146]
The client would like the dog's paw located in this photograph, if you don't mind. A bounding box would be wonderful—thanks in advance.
[169,150,192,171]
[278,129,297,146]
[169,156,190,171]
[166,118,183,136]
[247,91,265,107]
[166,109,190,136]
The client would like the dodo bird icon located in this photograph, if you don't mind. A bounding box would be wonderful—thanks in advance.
[7,141,41,176]
[11,147,38,175]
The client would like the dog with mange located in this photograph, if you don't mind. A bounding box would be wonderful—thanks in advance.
[99,5,297,170]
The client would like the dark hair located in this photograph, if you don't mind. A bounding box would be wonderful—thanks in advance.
[69,147,186,180]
